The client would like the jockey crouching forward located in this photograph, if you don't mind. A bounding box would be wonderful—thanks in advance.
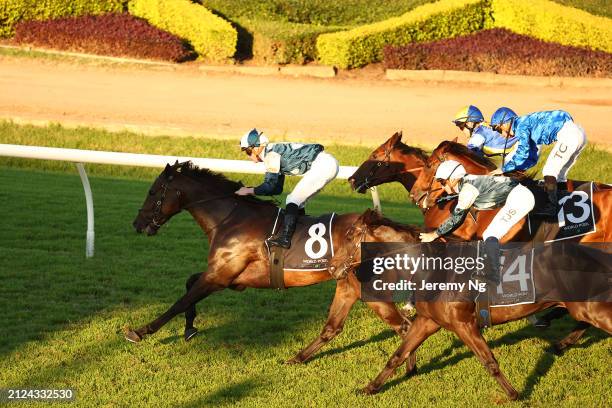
[419,160,535,286]
[452,105,519,169]
[491,107,587,216]
[235,129,339,249]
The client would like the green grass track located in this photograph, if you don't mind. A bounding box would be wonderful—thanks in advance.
[0,123,611,406]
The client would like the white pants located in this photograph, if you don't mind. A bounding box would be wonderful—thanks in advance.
[483,184,535,240]
[542,121,587,182]
[286,151,339,206]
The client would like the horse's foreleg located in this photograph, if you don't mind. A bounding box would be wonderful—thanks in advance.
[362,315,439,395]
[554,321,590,354]
[286,275,359,364]
[365,301,417,375]
[184,273,202,341]
[126,276,221,343]
[452,321,519,401]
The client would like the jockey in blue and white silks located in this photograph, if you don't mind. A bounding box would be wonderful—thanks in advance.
[235,128,339,249]
[452,105,518,168]
[491,108,587,215]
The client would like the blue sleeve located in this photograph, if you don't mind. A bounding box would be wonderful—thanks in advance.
[254,172,285,196]
[503,124,531,173]
[467,133,486,155]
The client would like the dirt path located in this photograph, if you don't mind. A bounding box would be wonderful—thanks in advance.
[1,56,611,149]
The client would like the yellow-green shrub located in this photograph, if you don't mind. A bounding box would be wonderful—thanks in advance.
[316,0,492,68]
[491,0,612,53]
[0,0,126,38]
[128,0,237,61]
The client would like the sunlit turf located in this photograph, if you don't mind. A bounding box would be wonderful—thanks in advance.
[0,123,611,406]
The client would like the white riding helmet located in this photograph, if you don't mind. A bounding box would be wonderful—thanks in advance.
[240,128,269,149]
[435,160,466,180]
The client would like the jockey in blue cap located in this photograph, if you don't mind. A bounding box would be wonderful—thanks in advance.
[490,107,587,216]
[453,105,519,168]
[235,129,339,249]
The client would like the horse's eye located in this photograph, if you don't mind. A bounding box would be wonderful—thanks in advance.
[149,190,155,196]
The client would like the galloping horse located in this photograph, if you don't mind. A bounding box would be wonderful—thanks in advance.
[410,140,612,242]
[126,161,415,366]
[329,210,612,399]
[348,133,611,349]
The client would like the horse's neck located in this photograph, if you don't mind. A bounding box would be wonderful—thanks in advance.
[453,155,491,174]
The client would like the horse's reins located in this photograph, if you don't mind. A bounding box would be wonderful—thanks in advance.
[150,173,274,232]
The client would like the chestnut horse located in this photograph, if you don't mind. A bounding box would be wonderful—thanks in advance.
[410,140,612,243]
[127,161,415,366]
[329,210,611,399]
[348,133,611,348]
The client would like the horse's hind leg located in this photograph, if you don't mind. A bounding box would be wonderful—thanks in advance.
[452,321,519,400]
[286,275,359,364]
[565,302,612,335]
[362,315,439,395]
[184,273,202,341]
[126,276,221,343]
[553,321,590,354]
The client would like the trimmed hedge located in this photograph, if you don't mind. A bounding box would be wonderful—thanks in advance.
[245,19,341,64]
[0,0,126,38]
[384,28,612,77]
[128,0,237,61]
[316,0,492,69]
[491,0,612,53]
[13,13,195,62]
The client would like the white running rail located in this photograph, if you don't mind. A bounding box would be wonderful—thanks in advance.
[0,144,381,257]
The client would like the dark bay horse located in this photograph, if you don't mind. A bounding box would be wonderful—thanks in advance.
[126,161,413,365]
[329,210,612,400]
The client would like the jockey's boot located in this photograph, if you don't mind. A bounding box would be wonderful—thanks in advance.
[535,176,559,217]
[267,203,299,249]
[482,237,501,287]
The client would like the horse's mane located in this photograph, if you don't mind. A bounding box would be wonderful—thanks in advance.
[359,209,422,236]
[396,141,429,162]
[177,161,278,207]
[439,141,497,171]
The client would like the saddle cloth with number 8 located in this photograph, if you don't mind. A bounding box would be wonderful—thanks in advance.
[266,210,336,271]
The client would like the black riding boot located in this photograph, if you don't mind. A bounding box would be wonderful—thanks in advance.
[482,237,501,287]
[267,203,299,249]
[536,175,558,217]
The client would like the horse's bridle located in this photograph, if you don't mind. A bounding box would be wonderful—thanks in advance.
[358,146,423,191]
[412,151,447,210]
[331,224,369,277]
[148,175,237,231]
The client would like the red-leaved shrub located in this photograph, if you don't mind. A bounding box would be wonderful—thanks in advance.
[383,28,612,78]
[13,13,195,62]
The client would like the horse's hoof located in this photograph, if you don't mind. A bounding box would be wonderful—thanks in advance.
[551,343,566,356]
[125,329,142,343]
[508,390,520,401]
[358,384,379,395]
[405,365,417,378]
[184,327,198,342]
[285,356,303,365]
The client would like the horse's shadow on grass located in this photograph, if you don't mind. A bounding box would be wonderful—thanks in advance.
[373,319,608,398]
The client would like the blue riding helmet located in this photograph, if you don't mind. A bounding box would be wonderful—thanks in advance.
[452,105,485,124]
[240,128,268,149]
[490,107,518,129]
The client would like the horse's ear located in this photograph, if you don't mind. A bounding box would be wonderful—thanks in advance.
[386,131,402,147]
[451,136,458,143]
[361,208,381,225]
